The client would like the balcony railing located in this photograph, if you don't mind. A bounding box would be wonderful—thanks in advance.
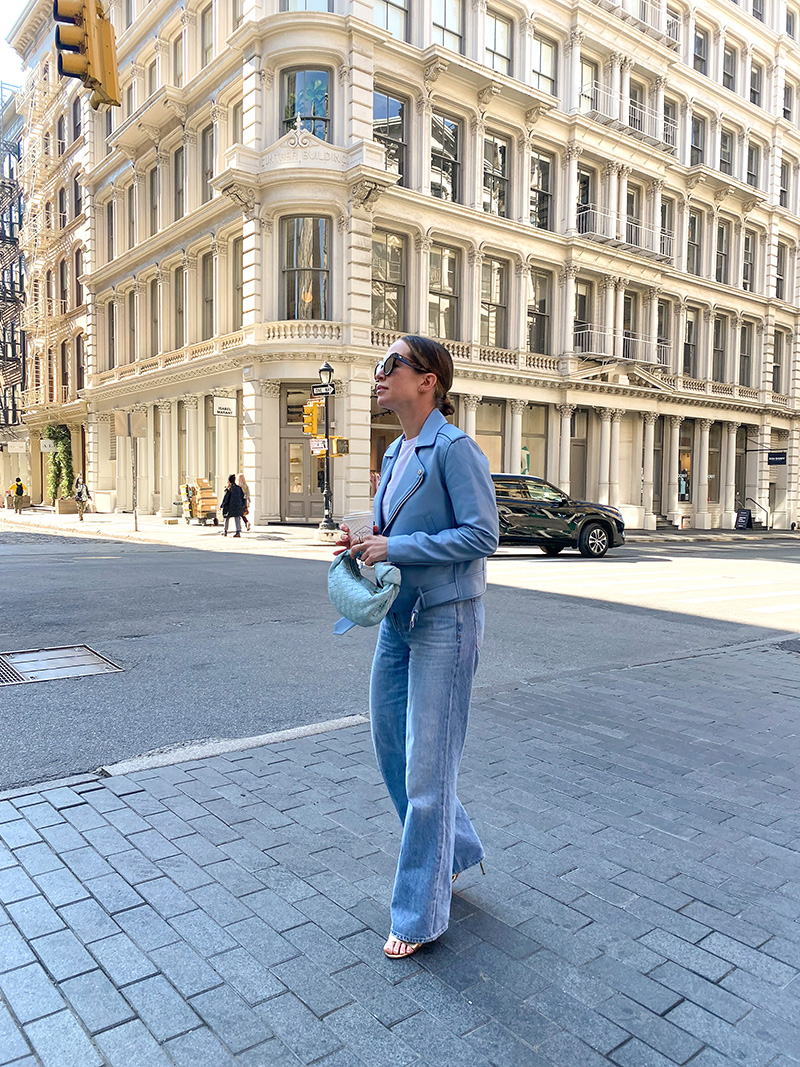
[577,203,615,240]
[573,325,660,362]
[21,385,71,409]
[590,0,680,47]
[580,83,622,127]
[369,330,560,373]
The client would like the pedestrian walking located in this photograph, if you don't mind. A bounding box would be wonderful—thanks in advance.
[73,474,91,521]
[335,335,499,960]
[7,477,26,514]
[221,473,246,537]
[236,473,251,532]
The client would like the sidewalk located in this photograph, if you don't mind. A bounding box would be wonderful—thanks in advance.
[1,505,796,554]
[2,640,800,1066]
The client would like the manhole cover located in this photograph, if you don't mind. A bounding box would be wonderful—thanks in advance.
[0,646,123,686]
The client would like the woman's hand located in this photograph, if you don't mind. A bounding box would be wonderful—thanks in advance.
[350,532,389,565]
[333,523,352,556]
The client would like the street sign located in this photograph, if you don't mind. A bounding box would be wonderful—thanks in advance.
[734,509,753,530]
[213,396,237,417]
[6,441,27,454]
[311,384,336,397]
[39,439,57,453]
[768,451,787,465]
[310,438,328,454]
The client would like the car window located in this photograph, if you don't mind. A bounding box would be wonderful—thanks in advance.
[494,479,532,500]
[529,483,565,504]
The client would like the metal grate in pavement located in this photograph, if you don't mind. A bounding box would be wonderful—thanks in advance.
[0,645,122,686]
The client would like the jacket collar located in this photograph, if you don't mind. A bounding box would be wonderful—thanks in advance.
[375,409,445,532]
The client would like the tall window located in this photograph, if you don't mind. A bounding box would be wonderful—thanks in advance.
[527,270,550,354]
[480,258,507,348]
[72,97,81,139]
[283,216,329,320]
[752,0,764,20]
[174,265,185,348]
[431,113,460,202]
[74,248,83,306]
[373,90,406,183]
[149,166,158,236]
[773,330,786,393]
[149,277,159,354]
[58,186,67,229]
[128,290,136,363]
[579,58,598,111]
[780,161,790,208]
[483,134,509,217]
[693,28,708,73]
[784,84,794,121]
[283,69,330,140]
[232,0,244,27]
[201,252,214,340]
[722,46,736,91]
[661,198,674,258]
[716,220,730,284]
[712,315,726,381]
[687,210,701,275]
[76,333,85,391]
[371,230,405,331]
[485,11,511,75]
[788,7,797,34]
[374,0,407,38]
[57,115,66,155]
[719,129,733,175]
[174,146,184,219]
[173,34,184,87]
[232,100,243,143]
[657,299,671,365]
[59,259,68,313]
[105,109,112,154]
[746,143,760,188]
[46,270,53,315]
[201,124,214,204]
[742,229,755,291]
[107,302,116,368]
[532,35,557,94]
[73,175,82,216]
[529,150,553,229]
[432,0,463,52]
[147,60,157,96]
[127,184,135,248]
[683,307,698,377]
[232,236,244,330]
[200,4,213,67]
[750,62,762,106]
[428,243,459,339]
[776,242,787,300]
[690,115,705,165]
[739,321,752,386]
[60,341,69,396]
[106,200,114,262]
[663,99,677,149]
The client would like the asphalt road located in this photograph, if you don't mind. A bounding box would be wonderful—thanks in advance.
[2,531,798,790]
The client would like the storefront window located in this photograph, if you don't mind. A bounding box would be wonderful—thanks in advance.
[521,404,547,477]
[708,423,721,503]
[475,398,504,472]
[678,421,693,502]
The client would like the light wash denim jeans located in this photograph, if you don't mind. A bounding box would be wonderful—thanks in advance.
[370,596,485,944]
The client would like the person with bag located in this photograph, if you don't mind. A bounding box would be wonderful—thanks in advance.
[236,473,251,532]
[74,474,91,521]
[8,477,26,515]
[221,473,246,537]
[334,335,498,960]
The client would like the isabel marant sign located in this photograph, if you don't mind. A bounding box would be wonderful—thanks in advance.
[213,396,237,417]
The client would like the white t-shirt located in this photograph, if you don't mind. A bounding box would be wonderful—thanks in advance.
[381,436,419,526]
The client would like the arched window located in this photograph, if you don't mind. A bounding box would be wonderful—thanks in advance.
[57,115,66,155]
[73,175,82,216]
[58,187,67,228]
[74,248,83,306]
[72,97,81,139]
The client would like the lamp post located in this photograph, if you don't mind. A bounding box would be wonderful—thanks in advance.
[318,361,336,530]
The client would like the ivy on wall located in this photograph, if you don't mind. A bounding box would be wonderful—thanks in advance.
[43,424,74,503]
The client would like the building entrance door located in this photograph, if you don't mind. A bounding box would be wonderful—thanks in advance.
[281,439,324,521]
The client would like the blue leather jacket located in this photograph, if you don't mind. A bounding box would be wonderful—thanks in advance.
[374,409,499,617]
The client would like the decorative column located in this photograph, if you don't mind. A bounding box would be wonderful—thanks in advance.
[648,178,664,256]
[682,101,692,167]
[508,399,526,474]
[415,235,432,334]
[695,418,712,528]
[700,308,713,381]
[654,75,666,134]
[647,286,662,363]
[558,403,574,494]
[134,280,147,363]
[597,408,612,504]
[468,246,484,347]
[730,314,743,386]
[667,414,683,522]
[559,261,577,356]
[609,409,623,506]
[518,17,535,86]
[722,421,739,526]
[604,162,618,240]
[786,418,800,529]
[642,411,658,529]
[156,401,173,514]
[155,149,168,235]
[183,126,198,215]
[608,52,622,115]
[259,380,281,521]
[29,430,42,504]
[183,394,201,481]
[462,394,481,439]
[601,274,616,357]
[614,278,627,359]
[675,300,688,378]
[470,113,486,212]
[567,29,585,113]
[184,252,199,344]
[619,56,632,126]
[711,116,722,175]
[213,238,228,336]
[563,142,582,235]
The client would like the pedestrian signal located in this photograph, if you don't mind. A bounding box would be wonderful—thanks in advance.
[329,437,349,457]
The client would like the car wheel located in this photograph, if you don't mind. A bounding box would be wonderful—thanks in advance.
[579,522,610,558]
[540,545,565,556]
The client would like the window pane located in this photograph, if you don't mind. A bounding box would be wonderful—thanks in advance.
[283,217,329,319]
[284,70,330,140]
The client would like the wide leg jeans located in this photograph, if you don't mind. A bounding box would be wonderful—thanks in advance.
[370,597,485,944]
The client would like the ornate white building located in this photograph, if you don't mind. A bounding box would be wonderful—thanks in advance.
[9,0,800,528]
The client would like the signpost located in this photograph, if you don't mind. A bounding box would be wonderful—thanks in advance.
[212,396,237,417]
[734,509,753,530]
[311,383,336,398]
[39,439,58,453]
[6,442,27,454]
[114,411,147,531]
[767,451,787,466]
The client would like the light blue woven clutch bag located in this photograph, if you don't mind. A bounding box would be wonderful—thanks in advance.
[328,553,401,634]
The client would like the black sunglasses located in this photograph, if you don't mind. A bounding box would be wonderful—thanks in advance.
[374,352,425,380]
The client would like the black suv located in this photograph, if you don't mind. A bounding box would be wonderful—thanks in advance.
[492,475,625,557]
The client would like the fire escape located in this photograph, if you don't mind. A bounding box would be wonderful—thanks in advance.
[0,83,25,429]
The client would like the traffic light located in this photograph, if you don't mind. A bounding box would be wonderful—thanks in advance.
[54,0,121,109]
[329,437,349,457]
[302,401,321,436]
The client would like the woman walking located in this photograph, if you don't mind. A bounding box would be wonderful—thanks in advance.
[221,474,246,537]
[74,474,91,521]
[336,335,498,959]
[236,473,251,532]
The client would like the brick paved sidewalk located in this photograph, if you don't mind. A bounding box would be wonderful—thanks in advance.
[2,642,800,1066]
